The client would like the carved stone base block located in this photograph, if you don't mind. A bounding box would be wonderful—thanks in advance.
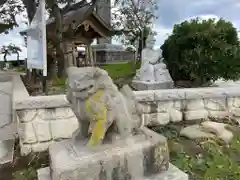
[132,80,174,90]
[38,163,188,180]
[47,128,170,180]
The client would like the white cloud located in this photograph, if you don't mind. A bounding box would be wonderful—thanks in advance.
[184,14,219,22]
[153,24,171,48]
[0,11,27,61]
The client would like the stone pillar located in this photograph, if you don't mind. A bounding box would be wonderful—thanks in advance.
[96,0,111,44]
[0,75,14,163]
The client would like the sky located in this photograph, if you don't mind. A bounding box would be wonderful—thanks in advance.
[1,0,240,61]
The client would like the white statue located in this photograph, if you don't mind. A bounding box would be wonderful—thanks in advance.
[134,34,172,83]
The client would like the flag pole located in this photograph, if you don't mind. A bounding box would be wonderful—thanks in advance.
[41,0,48,94]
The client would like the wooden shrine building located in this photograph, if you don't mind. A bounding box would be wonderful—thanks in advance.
[21,1,113,69]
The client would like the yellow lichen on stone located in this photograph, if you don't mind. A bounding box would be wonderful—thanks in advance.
[88,119,107,147]
[85,90,108,147]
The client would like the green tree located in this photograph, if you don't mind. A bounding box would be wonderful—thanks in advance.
[113,0,157,60]
[7,44,22,65]
[0,45,11,62]
[161,18,240,86]
[125,46,135,52]
[0,44,21,63]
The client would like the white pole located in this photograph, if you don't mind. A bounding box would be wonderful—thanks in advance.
[40,0,48,94]
[41,0,47,77]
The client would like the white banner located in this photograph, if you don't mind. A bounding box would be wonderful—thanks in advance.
[26,0,47,76]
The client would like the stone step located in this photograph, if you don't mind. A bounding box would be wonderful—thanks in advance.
[0,139,15,165]
[40,127,171,180]
[38,163,188,180]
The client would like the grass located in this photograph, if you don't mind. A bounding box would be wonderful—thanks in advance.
[21,61,138,95]
[0,141,49,180]
[14,67,25,73]
[101,62,138,80]
[50,62,138,93]
[152,118,240,180]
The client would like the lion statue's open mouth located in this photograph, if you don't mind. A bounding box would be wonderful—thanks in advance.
[78,84,94,92]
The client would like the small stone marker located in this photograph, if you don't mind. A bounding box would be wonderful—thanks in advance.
[180,121,234,143]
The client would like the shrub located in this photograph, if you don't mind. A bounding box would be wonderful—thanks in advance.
[161,18,240,85]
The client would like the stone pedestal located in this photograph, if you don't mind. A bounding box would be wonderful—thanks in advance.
[51,128,169,180]
[38,163,188,180]
[37,128,188,180]
[132,80,174,90]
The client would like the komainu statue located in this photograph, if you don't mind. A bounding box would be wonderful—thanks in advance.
[46,66,172,180]
[66,67,143,147]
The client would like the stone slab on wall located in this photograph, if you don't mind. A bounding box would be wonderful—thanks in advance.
[15,95,70,110]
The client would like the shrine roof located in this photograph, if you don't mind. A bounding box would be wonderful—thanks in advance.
[20,1,113,35]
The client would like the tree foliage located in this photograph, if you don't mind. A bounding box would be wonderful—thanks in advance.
[161,18,240,85]
[7,43,22,60]
[112,0,157,49]
[0,44,22,62]
[0,0,25,33]
[0,45,11,62]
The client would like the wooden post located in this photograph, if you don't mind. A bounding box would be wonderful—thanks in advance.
[85,45,90,66]
[88,45,94,66]
[93,48,97,66]
[73,44,78,67]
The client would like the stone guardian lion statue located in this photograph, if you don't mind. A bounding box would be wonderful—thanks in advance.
[66,67,143,147]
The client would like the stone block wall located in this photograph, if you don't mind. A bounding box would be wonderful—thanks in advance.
[15,95,78,155]
[14,86,240,155]
[134,87,240,126]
